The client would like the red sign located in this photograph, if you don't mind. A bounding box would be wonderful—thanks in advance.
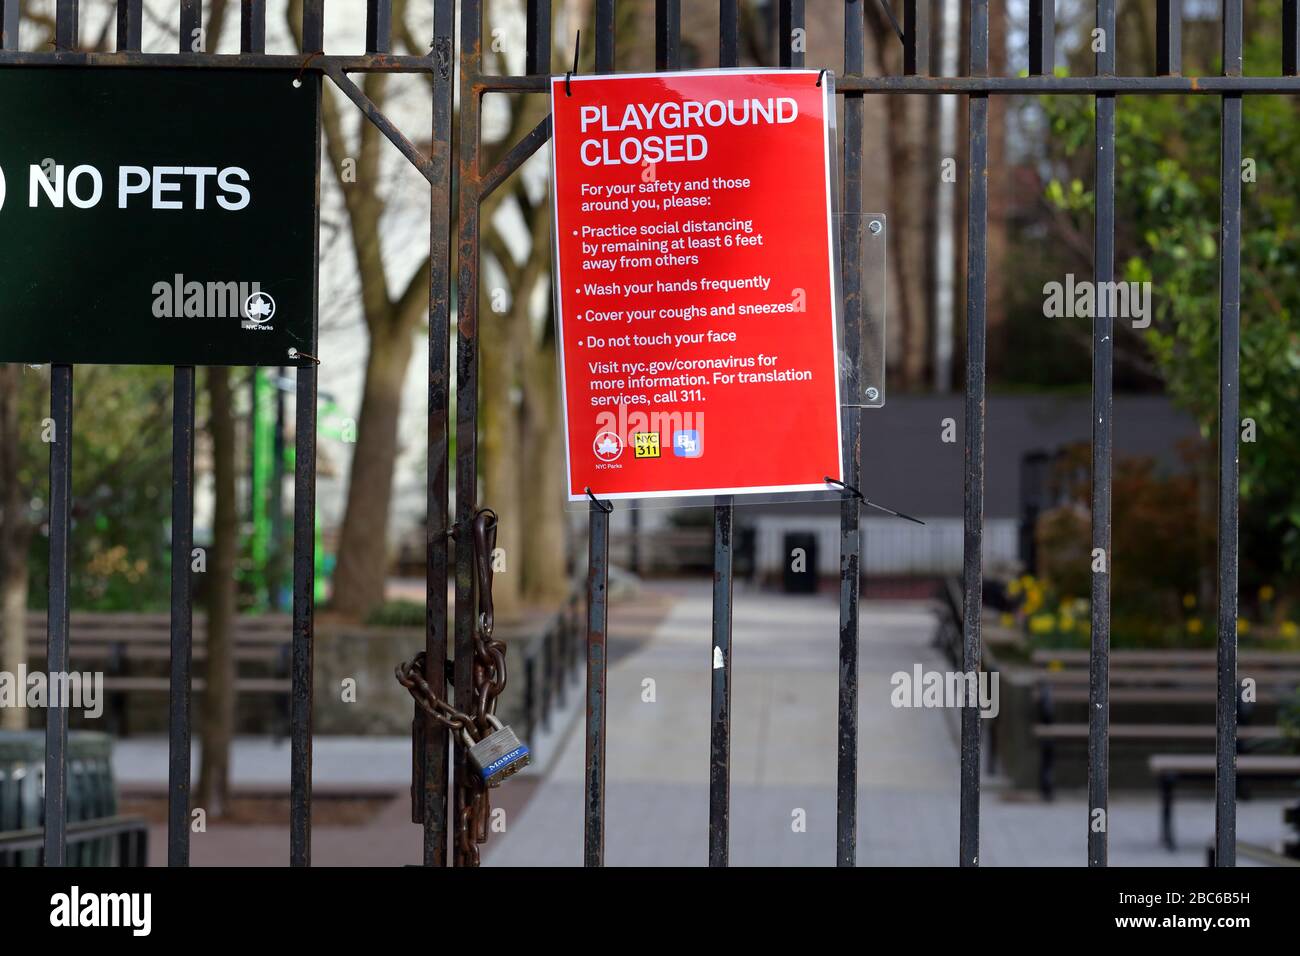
[550,69,843,501]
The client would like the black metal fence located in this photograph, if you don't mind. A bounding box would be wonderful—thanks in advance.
[0,0,1276,868]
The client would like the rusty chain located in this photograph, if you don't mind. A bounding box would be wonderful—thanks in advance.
[395,507,505,866]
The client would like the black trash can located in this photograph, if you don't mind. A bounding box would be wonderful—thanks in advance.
[0,730,116,867]
[781,531,819,594]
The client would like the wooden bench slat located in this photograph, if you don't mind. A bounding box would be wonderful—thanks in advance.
[1033,724,1282,740]
[1032,648,1300,667]
[1149,754,1300,773]
[1048,688,1285,704]
[1036,668,1300,686]
[66,647,282,663]
[101,676,289,691]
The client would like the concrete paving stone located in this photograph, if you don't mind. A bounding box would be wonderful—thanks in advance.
[109,581,1295,866]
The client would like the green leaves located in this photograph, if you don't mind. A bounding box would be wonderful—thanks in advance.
[1040,22,1300,578]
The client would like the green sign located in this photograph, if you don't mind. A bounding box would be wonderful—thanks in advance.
[0,68,320,366]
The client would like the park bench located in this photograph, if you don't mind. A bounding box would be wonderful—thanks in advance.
[1031,649,1298,798]
[24,612,291,736]
[1149,754,1300,851]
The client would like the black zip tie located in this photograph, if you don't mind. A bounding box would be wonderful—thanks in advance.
[816,68,828,87]
[295,50,324,87]
[566,29,581,95]
[876,0,905,42]
[475,508,499,535]
[824,476,925,525]
[584,486,613,513]
[288,348,321,365]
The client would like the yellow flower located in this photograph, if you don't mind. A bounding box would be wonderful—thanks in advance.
[1237,618,1250,635]
[999,612,1014,628]
[1259,585,1275,602]
[1058,614,1075,632]
[1047,659,1064,672]
[1187,619,1203,635]
[1182,593,1197,610]
[1280,621,1298,639]
[1029,614,1055,635]
[1007,579,1022,597]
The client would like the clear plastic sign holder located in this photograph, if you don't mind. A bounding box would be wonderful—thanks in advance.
[556,209,886,515]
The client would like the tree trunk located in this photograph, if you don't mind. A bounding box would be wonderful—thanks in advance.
[520,336,567,602]
[330,322,416,617]
[480,304,523,610]
[0,540,29,731]
[985,0,1009,378]
[885,89,932,389]
[0,365,28,731]
[199,367,237,817]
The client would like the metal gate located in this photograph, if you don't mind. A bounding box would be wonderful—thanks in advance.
[3,0,1274,868]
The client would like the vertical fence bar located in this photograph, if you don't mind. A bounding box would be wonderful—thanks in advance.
[290,372,318,868]
[708,496,734,866]
[778,0,803,68]
[116,0,142,52]
[1087,0,1116,869]
[302,0,324,51]
[1157,0,1182,76]
[366,0,392,53]
[1029,1,1054,76]
[0,0,16,51]
[837,0,865,868]
[242,0,266,53]
[180,0,199,51]
[656,0,679,71]
[423,0,456,870]
[1216,0,1243,869]
[719,0,739,66]
[54,0,76,48]
[168,369,195,866]
[525,0,549,76]
[42,0,78,870]
[1286,1,1300,76]
[584,502,610,867]
[706,0,740,871]
[290,0,323,869]
[580,0,617,869]
[44,366,72,867]
[595,0,614,74]
[165,1,201,869]
[960,0,989,869]
[454,0,483,868]
[903,0,929,76]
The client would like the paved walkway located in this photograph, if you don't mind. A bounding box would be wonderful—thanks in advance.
[113,581,1293,865]
[485,580,1289,866]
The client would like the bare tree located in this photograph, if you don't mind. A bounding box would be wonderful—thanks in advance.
[288,0,433,618]
[0,367,34,730]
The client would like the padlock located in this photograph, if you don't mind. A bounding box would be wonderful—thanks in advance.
[464,715,531,786]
